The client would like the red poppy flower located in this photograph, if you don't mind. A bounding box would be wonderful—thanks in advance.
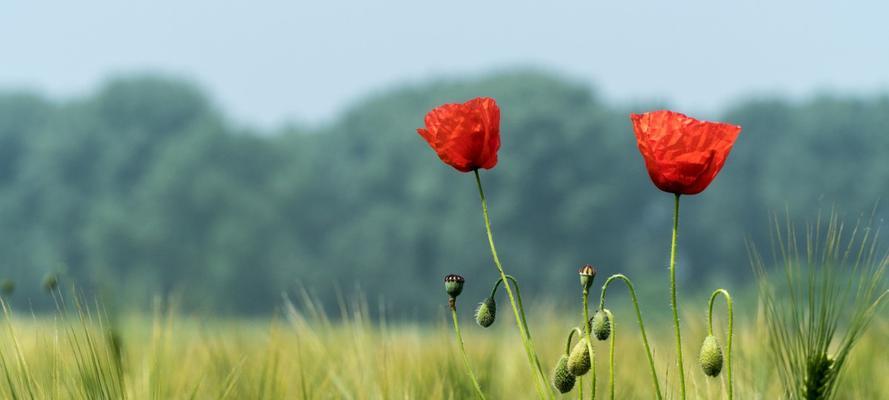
[631,110,741,195]
[417,97,500,173]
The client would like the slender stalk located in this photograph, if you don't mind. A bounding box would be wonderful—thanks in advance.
[708,289,734,400]
[599,274,663,400]
[496,276,547,377]
[450,301,486,400]
[604,309,615,400]
[582,287,596,400]
[474,170,550,399]
[669,193,687,399]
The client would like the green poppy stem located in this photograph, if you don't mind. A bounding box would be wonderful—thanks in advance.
[669,193,687,399]
[582,287,596,400]
[449,301,486,399]
[599,274,663,400]
[474,170,550,400]
[708,289,734,400]
[604,309,615,400]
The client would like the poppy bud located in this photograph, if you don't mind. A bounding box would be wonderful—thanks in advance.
[567,338,592,376]
[0,279,14,297]
[42,273,58,292]
[592,309,611,341]
[699,335,724,377]
[579,264,597,290]
[444,274,465,299]
[474,296,496,328]
[551,354,576,393]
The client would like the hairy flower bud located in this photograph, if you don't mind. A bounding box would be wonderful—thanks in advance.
[699,335,724,377]
[592,309,611,341]
[475,296,496,328]
[551,354,576,393]
[443,274,465,299]
[579,264,597,290]
[567,338,592,376]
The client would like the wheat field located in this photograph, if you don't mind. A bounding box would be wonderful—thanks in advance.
[1,294,886,400]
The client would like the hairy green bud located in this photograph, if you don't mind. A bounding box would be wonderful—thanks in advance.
[592,309,611,341]
[578,264,597,290]
[551,354,576,393]
[699,335,724,377]
[474,296,496,328]
[567,338,592,376]
[443,274,464,299]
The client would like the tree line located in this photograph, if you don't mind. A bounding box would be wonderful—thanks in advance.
[0,70,886,314]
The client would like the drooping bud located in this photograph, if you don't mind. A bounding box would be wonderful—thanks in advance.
[42,273,58,292]
[551,354,576,393]
[443,274,465,299]
[475,296,496,328]
[0,279,14,297]
[699,335,724,377]
[567,338,592,376]
[592,309,611,341]
[579,264,597,290]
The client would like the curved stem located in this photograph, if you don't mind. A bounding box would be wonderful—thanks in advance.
[488,277,503,298]
[669,193,686,399]
[565,327,583,355]
[450,302,486,400]
[707,289,734,400]
[474,170,550,399]
[599,274,663,400]
[494,276,532,344]
[605,309,615,400]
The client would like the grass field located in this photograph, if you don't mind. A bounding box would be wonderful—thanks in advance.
[1,295,886,400]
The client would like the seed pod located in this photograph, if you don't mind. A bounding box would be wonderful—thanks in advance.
[475,296,496,328]
[592,309,611,341]
[578,264,597,290]
[567,338,592,376]
[699,335,724,377]
[551,354,576,393]
[443,274,465,299]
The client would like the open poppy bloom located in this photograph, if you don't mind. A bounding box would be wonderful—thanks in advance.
[631,110,741,195]
[417,97,500,172]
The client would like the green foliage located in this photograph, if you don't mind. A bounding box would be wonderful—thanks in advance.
[1,295,886,399]
[0,71,888,313]
[752,214,888,399]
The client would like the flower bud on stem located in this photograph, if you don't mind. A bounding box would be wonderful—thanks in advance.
[703,288,733,399]
[599,274,663,400]
[578,266,597,399]
[474,170,550,399]
[444,274,486,399]
[552,327,582,393]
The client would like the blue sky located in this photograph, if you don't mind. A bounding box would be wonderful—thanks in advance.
[2,1,887,127]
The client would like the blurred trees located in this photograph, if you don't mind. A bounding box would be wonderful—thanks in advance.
[0,71,886,314]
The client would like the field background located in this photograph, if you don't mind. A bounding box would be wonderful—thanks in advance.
[2,298,887,399]
[2,1,889,398]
